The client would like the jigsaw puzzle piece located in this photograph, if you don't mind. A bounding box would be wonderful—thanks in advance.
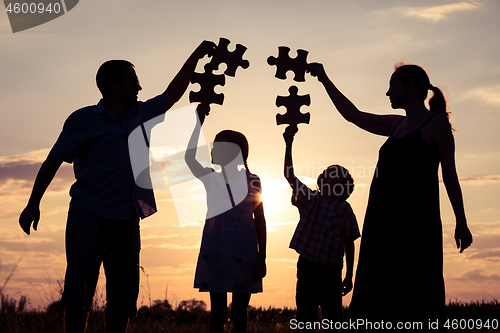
[209,37,250,77]
[189,64,226,106]
[276,86,311,126]
[267,47,309,82]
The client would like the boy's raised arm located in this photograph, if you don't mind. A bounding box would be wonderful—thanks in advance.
[283,125,305,195]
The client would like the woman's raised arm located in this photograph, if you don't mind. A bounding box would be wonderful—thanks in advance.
[308,63,402,137]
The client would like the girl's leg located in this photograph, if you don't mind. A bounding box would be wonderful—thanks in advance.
[209,292,227,333]
[231,293,251,333]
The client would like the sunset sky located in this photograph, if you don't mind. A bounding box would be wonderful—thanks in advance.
[1,0,499,311]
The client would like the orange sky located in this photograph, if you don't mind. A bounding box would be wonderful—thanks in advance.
[1,0,499,310]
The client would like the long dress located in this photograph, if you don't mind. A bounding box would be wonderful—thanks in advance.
[194,169,262,293]
[348,113,446,329]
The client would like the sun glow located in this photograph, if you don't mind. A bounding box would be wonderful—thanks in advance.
[259,179,297,224]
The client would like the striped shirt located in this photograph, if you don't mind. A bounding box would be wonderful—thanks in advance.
[290,186,360,268]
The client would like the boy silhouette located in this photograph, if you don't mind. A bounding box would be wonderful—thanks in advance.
[18,40,216,333]
[283,125,360,332]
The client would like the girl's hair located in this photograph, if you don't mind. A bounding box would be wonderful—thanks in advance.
[214,130,250,172]
[394,63,449,118]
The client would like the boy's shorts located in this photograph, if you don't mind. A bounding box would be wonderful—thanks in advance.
[59,207,141,318]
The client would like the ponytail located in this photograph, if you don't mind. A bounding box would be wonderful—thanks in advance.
[428,85,448,116]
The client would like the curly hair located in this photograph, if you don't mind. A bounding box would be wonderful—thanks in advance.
[316,165,354,200]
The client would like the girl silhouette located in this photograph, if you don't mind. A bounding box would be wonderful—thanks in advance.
[185,105,267,333]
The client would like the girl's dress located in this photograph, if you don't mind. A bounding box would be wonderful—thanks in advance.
[348,113,446,328]
[194,168,262,293]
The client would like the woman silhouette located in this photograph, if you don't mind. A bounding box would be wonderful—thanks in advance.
[185,105,267,333]
[308,63,472,329]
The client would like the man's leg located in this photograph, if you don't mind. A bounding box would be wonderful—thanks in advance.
[60,208,105,333]
[103,217,140,333]
[231,293,251,333]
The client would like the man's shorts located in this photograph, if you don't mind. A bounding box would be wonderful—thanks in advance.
[59,207,141,318]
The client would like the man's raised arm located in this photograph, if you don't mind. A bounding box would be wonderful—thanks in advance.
[162,40,217,111]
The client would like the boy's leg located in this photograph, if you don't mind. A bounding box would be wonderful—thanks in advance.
[231,293,251,333]
[64,308,88,333]
[296,256,320,332]
[102,216,141,333]
[318,265,342,332]
[60,207,106,333]
[209,292,228,333]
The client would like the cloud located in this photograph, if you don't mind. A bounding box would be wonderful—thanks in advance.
[145,264,196,275]
[0,238,64,255]
[447,269,500,285]
[459,174,500,185]
[0,149,74,195]
[465,222,500,235]
[467,250,500,260]
[404,2,481,22]
[438,174,500,185]
[266,221,297,232]
[465,234,500,250]
[0,149,49,164]
[268,258,297,263]
[141,234,179,240]
[467,85,500,106]
[143,242,200,250]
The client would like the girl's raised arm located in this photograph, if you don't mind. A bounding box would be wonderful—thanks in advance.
[185,105,211,179]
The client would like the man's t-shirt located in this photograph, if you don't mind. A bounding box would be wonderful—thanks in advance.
[50,94,168,220]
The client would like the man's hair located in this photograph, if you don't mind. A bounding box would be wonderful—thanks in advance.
[316,165,354,200]
[96,60,134,95]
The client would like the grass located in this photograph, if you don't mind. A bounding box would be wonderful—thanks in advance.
[1,261,499,332]
[1,297,499,333]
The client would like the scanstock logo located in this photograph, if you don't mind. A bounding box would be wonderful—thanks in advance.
[3,0,79,33]
[128,105,249,226]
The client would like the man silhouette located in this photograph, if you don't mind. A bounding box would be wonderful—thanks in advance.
[19,40,216,333]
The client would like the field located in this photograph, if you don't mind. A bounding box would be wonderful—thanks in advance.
[1,294,499,332]
[1,264,499,332]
